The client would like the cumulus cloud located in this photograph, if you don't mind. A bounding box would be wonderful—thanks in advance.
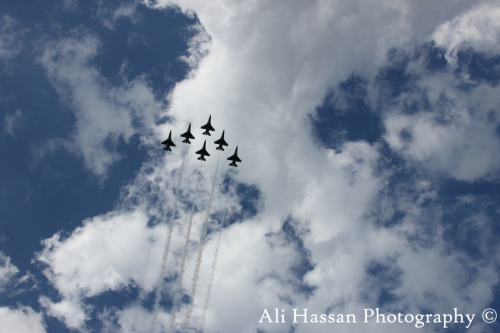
[432,3,500,67]
[36,209,155,328]
[0,307,46,333]
[35,0,500,332]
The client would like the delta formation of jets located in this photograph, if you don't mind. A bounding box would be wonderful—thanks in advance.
[160,115,242,167]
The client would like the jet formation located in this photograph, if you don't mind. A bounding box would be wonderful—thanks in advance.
[161,115,242,167]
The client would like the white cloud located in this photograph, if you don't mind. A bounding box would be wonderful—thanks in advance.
[382,67,500,181]
[0,252,18,292]
[37,32,164,178]
[432,2,500,67]
[39,297,87,331]
[178,23,211,77]
[35,0,500,332]
[36,209,157,329]
[0,253,46,333]
[37,210,151,297]
[0,307,46,333]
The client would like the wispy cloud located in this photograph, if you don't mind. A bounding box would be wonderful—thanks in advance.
[36,32,163,178]
[3,110,24,136]
[0,252,45,333]
[0,15,26,69]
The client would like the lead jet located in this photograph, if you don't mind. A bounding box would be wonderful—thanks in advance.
[180,123,195,144]
[196,140,210,161]
[214,130,229,151]
[161,130,176,151]
[201,115,215,136]
[227,146,241,167]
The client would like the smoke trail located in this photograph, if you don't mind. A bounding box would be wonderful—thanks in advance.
[169,160,203,332]
[184,152,221,328]
[200,176,233,329]
[142,235,153,284]
[200,228,222,328]
[150,155,186,333]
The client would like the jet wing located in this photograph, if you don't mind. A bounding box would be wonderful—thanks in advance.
[214,137,228,146]
[161,139,175,146]
[180,131,195,140]
[196,147,210,156]
[201,123,215,131]
[228,155,241,163]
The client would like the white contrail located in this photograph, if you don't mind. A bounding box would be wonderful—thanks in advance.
[142,235,153,284]
[200,228,222,329]
[169,160,203,332]
[150,154,186,333]
[184,152,221,328]
[200,175,233,329]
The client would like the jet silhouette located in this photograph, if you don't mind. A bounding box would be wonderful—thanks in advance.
[214,130,229,151]
[227,146,241,167]
[180,123,195,144]
[196,140,210,161]
[161,130,176,151]
[201,115,215,136]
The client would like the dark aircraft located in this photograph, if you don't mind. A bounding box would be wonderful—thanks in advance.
[161,130,176,151]
[180,123,195,144]
[196,140,210,161]
[201,115,215,136]
[227,146,241,167]
[214,130,229,151]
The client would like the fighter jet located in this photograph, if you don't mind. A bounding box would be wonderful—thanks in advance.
[201,115,215,136]
[180,123,195,144]
[161,130,176,151]
[214,130,229,151]
[227,146,241,167]
[196,140,210,161]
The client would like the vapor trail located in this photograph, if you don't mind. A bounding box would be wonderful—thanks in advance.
[200,175,233,329]
[184,152,221,328]
[150,155,186,333]
[169,160,203,332]
[200,228,222,329]
[141,235,153,283]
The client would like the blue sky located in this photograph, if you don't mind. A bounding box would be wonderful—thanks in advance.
[1,1,500,332]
